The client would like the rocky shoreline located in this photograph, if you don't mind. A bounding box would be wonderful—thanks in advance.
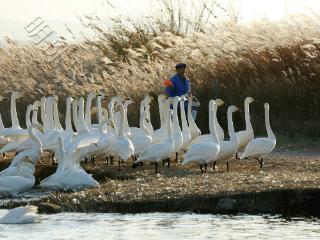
[0,148,319,217]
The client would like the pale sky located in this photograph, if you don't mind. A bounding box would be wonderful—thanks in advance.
[1,0,320,41]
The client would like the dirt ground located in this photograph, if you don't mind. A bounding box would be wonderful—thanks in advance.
[0,143,319,213]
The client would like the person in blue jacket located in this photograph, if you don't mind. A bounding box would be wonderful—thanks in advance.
[166,63,191,98]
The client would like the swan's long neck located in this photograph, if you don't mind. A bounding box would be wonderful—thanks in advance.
[97,96,104,125]
[165,104,172,138]
[41,97,47,130]
[172,98,181,131]
[65,98,73,133]
[25,105,32,129]
[32,108,39,124]
[265,105,275,140]
[28,124,42,148]
[158,99,165,129]
[72,100,80,132]
[56,136,66,173]
[11,94,20,127]
[46,98,55,130]
[208,101,214,134]
[118,106,125,138]
[244,101,252,131]
[188,98,198,129]
[123,103,130,131]
[78,98,89,132]
[179,100,189,132]
[0,114,4,130]
[211,104,220,145]
[227,108,237,141]
[53,100,63,130]
[85,94,95,129]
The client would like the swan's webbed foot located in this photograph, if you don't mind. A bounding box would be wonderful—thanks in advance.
[155,162,159,173]
[175,152,179,162]
[167,158,170,168]
[226,162,229,172]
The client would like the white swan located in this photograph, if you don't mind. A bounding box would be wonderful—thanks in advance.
[0,206,38,224]
[236,97,255,154]
[215,105,239,171]
[135,100,174,173]
[0,92,29,142]
[0,156,36,196]
[182,100,220,173]
[240,103,276,167]
[40,137,99,191]
[110,104,134,170]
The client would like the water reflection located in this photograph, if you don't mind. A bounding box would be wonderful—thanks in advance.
[0,211,319,240]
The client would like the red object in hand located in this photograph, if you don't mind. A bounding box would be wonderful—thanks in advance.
[163,79,173,87]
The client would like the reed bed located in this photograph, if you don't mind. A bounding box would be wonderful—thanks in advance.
[0,15,319,139]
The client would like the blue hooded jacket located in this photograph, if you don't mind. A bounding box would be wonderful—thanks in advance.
[165,74,191,97]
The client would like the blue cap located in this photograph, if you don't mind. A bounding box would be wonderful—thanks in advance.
[175,63,187,69]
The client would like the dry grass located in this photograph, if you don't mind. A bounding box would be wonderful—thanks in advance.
[0,14,320,138]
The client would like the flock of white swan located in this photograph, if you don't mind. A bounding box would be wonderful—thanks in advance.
[0,92,276,197]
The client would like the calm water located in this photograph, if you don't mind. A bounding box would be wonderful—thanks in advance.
[0,211,319,240]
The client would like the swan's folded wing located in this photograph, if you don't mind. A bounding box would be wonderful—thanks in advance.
[137,142,173,162]
[241,138,274,158]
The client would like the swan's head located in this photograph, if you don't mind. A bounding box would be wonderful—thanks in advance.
[158,94,167,102]
[111,96,125,104]
[124,98,135,106]
[24,156,37,167]
[33,100,41,109]
[72,99,79,106]
[67,97,74,104]
[228,105,239,114]
[12,92,24,100]
[29,123,44,133]
[245,97,255,104]
[215,99,224,107]
[88,92,97,99]
[264,102,269,110]
[53,95,59,101]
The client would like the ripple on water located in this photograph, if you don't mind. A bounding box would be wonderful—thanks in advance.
[0,211,319,240]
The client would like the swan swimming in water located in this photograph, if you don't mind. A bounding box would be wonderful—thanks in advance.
[0,206,39,224]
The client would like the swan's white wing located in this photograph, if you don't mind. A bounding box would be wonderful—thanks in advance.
[137,141,173,162]
[241,138,275,159]
[184,142,219,164]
